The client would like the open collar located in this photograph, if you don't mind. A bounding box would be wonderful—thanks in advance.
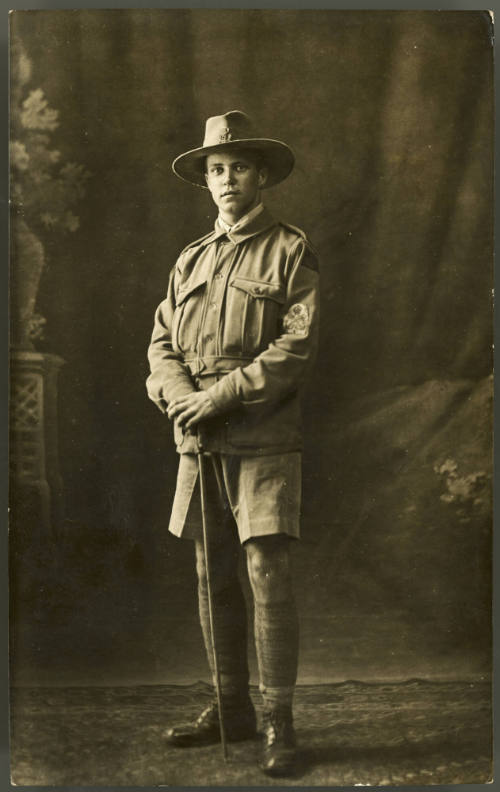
[217,202,264,234]
[198,206,278,247]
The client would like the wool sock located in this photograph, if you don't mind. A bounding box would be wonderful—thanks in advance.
[254,598,299,714]
[198,574,251,704]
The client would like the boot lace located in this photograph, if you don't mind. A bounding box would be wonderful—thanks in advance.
[263,709,294,746]
[195,699,219,727]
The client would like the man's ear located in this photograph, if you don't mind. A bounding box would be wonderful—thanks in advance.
[258,167,269,189]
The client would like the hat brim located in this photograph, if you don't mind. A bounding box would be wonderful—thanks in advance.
[172,139,294,189]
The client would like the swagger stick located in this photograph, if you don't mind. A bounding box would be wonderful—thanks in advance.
[197,448,228,761]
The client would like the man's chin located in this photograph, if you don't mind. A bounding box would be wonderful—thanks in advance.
[219,196,254,212]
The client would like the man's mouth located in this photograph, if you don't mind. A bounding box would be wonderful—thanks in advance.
[221,190,240,197]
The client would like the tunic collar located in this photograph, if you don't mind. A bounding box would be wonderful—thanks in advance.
[203,205,277,246]
[217,202,264,234]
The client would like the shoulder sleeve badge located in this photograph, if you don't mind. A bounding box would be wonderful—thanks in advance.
[283,303,310,335]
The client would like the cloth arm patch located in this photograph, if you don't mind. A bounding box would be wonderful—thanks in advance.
[283,303,310,335]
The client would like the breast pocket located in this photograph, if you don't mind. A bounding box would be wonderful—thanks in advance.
[225,277,286,355]
[173,275,207,353]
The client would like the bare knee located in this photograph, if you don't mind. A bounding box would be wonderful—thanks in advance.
[245,536,293,603]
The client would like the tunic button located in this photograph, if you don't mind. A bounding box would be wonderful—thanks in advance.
[254,286,262,295]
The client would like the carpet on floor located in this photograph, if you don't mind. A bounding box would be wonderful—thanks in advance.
[10,679,492,786]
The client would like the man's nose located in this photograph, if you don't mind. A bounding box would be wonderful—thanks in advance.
[223,169,235,184]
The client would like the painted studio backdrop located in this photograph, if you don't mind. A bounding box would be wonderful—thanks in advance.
[10,10,492,694]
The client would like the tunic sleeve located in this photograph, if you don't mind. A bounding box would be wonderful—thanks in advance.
[146,265,197,412]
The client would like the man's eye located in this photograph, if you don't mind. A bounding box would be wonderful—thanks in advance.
[235,164,247,172]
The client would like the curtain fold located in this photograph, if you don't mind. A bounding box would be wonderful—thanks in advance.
[9,10,493,682]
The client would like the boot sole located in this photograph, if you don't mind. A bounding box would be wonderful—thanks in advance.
[260,760,296,777]
[165,726,258,748]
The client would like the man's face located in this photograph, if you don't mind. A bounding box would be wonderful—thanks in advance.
[205,151,268,221]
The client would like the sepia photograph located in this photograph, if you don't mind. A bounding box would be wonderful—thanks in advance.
[9,9,493,787]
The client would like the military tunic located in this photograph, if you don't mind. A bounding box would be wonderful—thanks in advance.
[146,204,319,541]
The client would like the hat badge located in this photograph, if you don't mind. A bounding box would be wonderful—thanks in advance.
[219,127,233,143]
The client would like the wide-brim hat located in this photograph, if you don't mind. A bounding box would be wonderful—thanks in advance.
[172,110,294,189]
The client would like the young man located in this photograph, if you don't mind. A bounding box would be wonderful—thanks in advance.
[146,111,319,776]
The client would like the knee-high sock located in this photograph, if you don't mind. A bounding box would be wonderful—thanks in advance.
[254,597,299,713]
[198,575,250,702]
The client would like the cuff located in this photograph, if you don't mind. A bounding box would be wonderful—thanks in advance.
[146,375,197,407]
[205,373,241,414]
[167,380,198,403]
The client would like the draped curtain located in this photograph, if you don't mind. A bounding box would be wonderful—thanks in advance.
[10,10,493,683]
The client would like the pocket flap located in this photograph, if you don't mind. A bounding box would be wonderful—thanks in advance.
[176,275,207,306]
[230,277,286,303]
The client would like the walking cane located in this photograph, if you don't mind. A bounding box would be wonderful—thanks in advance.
[197,445,228,761]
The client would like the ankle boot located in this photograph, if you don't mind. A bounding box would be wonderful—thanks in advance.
[165,694,257,747]
[260,707,297,776]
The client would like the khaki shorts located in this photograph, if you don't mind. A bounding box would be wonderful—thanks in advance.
[168,452,301,544]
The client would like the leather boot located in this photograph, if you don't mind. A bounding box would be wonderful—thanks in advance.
[260,707,297,776]
[165,695,257,747]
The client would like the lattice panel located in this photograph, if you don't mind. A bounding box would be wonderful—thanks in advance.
[11,373,42,430]
[10,372,44,481]
[10,352,64,530]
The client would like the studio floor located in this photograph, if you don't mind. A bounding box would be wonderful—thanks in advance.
[10,678,491,787]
